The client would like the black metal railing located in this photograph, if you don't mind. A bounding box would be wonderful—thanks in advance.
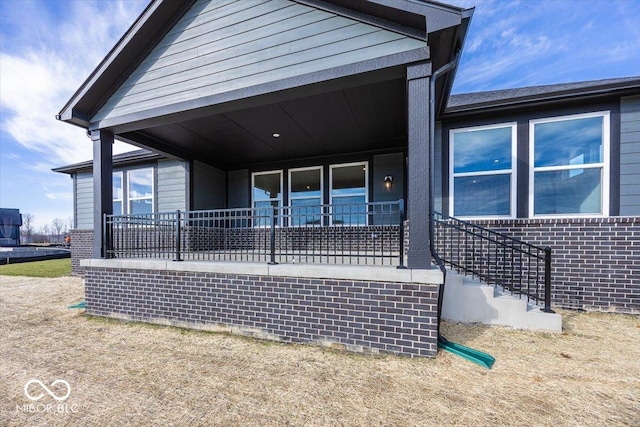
[104,200,405,267]
[433,212,553,312]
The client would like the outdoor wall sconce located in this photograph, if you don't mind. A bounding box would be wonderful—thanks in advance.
[384,175,393,191]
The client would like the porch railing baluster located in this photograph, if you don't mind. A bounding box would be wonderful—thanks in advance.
[433,211,554,311]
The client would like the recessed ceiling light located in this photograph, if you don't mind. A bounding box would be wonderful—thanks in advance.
[272,133,280,138]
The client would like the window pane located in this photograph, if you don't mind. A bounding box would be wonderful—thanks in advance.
[129,199,152,215]
[454,175,511,216]
[453,127,512,173]
[113,173,122,200]
[113,201,122,215]
[332,195,366,225]
[254,200,280,226]
[291,198,322,226]
[534,116,603,167]
[253,172,281,202]
[128,169,153,198]
[534,168,602,215]
[331,164,366,196]
[291,169,321,198]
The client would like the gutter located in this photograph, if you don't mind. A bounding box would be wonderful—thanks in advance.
[427,53,496,368]
[428,52,460,342]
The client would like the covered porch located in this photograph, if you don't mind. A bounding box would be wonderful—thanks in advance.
[58,0,474,357]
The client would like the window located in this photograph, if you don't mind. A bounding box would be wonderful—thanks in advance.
[252,170,282,226]
[128,169,154,215]
[113,172,123,215]
[530,112,609,216]
[330,162,368,225]
[289,167,322,226]
[450,123,517,218]
[112,168,154,215]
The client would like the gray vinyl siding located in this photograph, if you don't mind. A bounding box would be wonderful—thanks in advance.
[620,95,640,216]
[228,169,249,208]
[92,0,425,123]
[76,172,94,229]
[193,161,226,209]
[157,160,188,212]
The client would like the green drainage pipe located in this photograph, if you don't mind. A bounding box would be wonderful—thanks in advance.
[67,301,86,309]
[438,337,495,369]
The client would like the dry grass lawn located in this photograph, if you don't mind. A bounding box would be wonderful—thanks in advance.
[1,275,638,426]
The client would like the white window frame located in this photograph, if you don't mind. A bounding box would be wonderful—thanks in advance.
[288,166,323,227]
[251,170,283,227]
[329,161,369,226]
[449,122,518,220]
[126,167,155,215]
[529,111,610,218]
[112,171,124,215]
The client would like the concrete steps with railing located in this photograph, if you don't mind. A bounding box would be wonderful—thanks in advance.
[441,272,562,332]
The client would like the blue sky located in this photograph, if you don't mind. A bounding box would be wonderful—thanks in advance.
[0,0,638,231]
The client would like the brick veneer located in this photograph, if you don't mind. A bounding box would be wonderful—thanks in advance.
[70,229,93,276]
[84,267,440,357]
[464,217,639,313]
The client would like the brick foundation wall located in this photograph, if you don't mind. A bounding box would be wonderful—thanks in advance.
[466,217,639,313]
[70,229,93,276]
[84,267,440,357]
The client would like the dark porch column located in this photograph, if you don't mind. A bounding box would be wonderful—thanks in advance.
[91,129,113,258]
[406,62,432,269]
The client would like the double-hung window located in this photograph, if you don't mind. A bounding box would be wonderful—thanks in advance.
[450,123,517,218]
[112,168,154,215]
[289,167,322,226]
[252,170,282,226]
[530,112,609,216]
[330,162,368,225]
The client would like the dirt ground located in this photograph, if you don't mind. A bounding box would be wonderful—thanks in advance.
[1,275,638,426]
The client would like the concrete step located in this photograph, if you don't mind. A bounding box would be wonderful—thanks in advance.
[441,272,562,332]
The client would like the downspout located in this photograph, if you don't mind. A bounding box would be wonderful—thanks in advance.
[429,51,460,343]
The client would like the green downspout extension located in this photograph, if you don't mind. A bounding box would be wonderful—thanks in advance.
[429,51,495,370]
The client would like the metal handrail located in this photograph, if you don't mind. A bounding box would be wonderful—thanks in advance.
[433,212,554,312]
[104,200,406,267]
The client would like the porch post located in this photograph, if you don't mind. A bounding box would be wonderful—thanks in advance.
[406,62,432,269]
[91,129,113,258]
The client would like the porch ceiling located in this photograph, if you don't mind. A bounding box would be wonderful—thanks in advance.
[120,78,407,169]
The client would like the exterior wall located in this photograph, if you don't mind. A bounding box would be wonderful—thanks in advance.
[192,161,226,210]
[70,229,93,276]
[372,153,404,203]
[84,266,439,357]
[157,160,188,212]
[439,101,619,218]
[620,95,640,215]
[76,172,94,229]
[93,0,425,124]
[467,217,639,313]
[228,169,249,208]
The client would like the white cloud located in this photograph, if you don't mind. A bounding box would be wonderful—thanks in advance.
[452,0,639,93]
[0,0,147,167]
